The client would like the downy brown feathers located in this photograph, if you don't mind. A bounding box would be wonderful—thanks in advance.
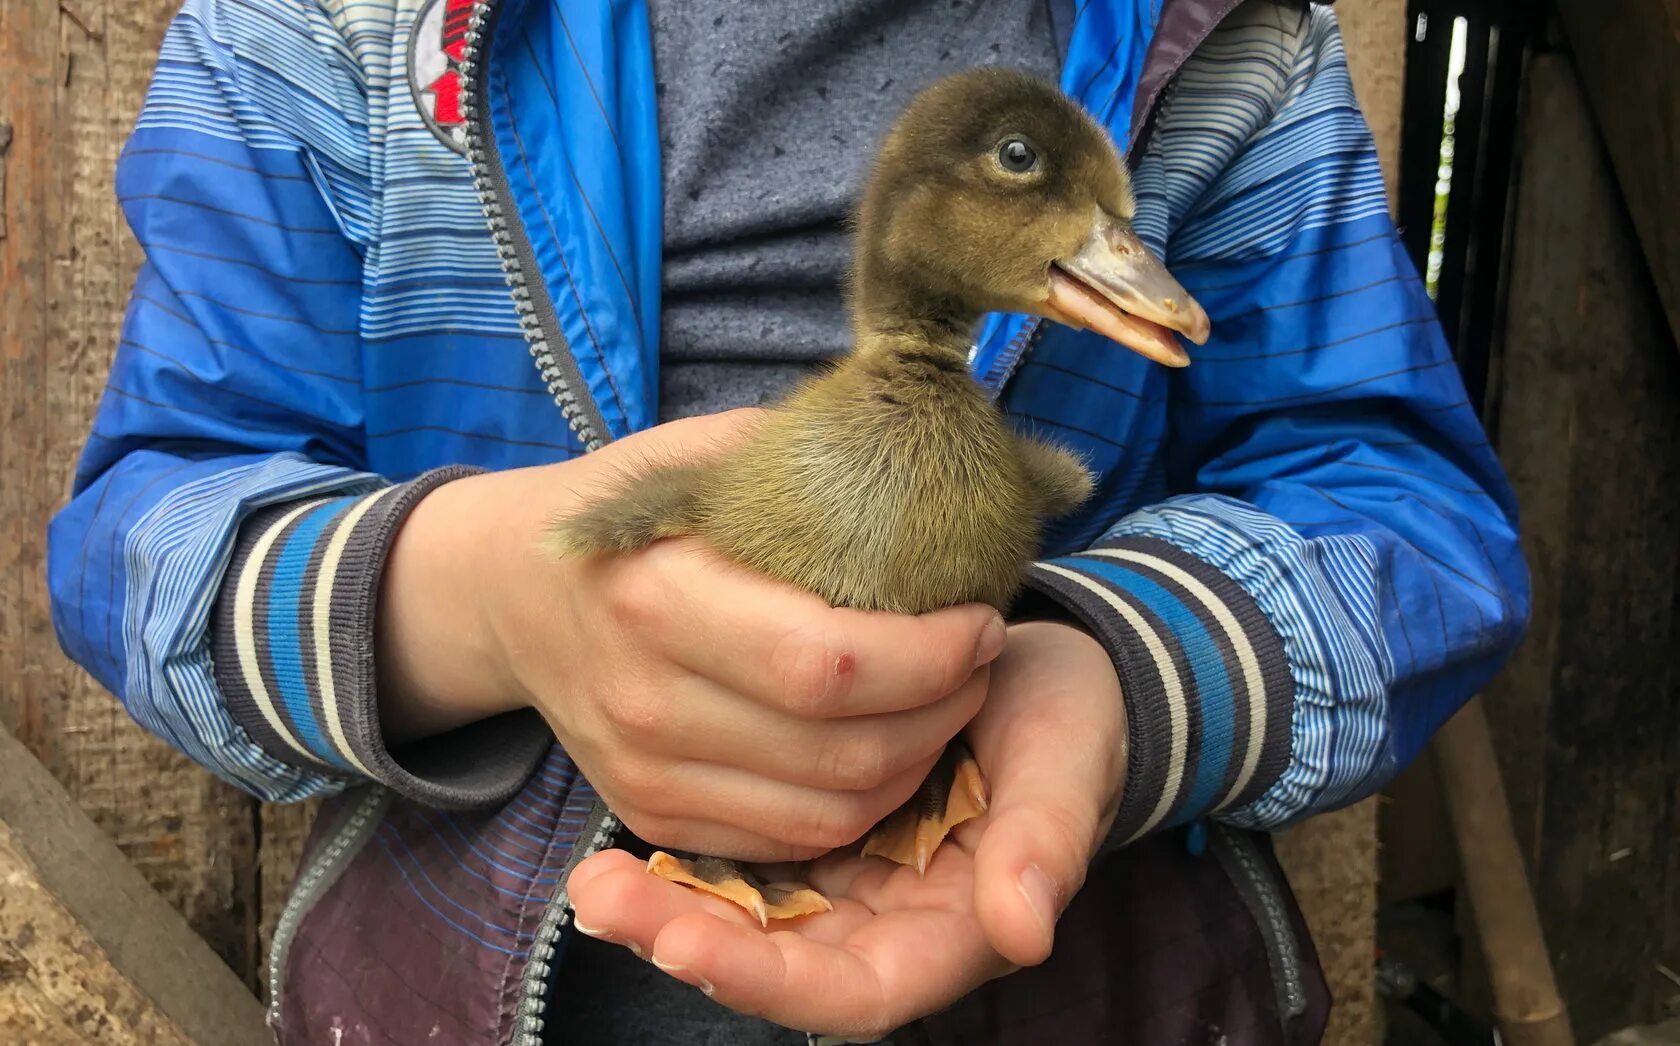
[551,69,1108,614]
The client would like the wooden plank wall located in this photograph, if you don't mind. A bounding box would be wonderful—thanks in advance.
[0,0,262,986]
[0,727,268,1042]
[1553,0,1680,345]
[1481,47,1680,1042]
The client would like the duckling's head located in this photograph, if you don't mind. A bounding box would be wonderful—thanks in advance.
[852,68,1210,367]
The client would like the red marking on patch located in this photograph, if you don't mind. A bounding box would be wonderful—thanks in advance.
[428,70,463,125]
[442,0,473,62]
[417,0,474,134]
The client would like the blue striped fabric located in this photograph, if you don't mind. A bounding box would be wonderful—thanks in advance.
[115,458,381,800]
[1010,4,1527,830]
[45,0,1528,845]
[1025,535,1294,842]
[207,466,549,808]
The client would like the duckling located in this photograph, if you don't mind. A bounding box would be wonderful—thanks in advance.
[553,68,1210,924]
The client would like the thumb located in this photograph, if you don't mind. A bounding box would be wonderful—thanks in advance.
[969,725,1108,968]
[966,622,1124,967]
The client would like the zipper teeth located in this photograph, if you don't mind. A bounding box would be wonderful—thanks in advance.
[460,0,604,452]
[265,788,388,1034]
[1215,827,1308,1019]
[459,5,623,1042]
[509,803,622,1046]
[984,317,1047,395]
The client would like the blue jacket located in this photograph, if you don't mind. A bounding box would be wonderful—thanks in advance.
[48,0,1527,849]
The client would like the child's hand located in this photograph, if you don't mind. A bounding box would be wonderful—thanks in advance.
[567,620,1127,1040]
[524,534,1000,861]
[376,409,1003,862]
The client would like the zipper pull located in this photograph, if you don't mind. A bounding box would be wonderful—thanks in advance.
[1185,819,1209,857]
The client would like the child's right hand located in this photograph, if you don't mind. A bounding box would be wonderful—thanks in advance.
[376,409,1004,862]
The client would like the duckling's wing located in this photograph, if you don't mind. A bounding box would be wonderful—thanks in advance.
[549,463,709,556]
[1013,434,1095,519]
[861,739,988,876]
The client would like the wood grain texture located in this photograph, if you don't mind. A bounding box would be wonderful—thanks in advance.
[0,726,268,1045]
[1484,50,1680,1041]
[0,833,195,1046]
[1265,5,1406,1044]
[1555,0,1680,344]
[0,0,260,984]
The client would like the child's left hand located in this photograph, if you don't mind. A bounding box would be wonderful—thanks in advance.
[567,620,1127,1042]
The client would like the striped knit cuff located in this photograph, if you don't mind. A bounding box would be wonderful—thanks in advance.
[1019,536,1294,848]
[210,467,550,810]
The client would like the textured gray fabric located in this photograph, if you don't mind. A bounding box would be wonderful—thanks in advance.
[566,2,1058,1042]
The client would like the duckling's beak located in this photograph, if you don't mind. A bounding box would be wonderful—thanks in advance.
[1040,209,1211,367]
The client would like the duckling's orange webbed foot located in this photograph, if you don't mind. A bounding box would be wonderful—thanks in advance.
[861,739,989,875]
[645,852,832,928]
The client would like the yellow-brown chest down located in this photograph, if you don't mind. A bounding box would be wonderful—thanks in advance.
[685,346,1055,615]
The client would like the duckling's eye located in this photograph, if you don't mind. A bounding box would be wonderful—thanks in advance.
[996,136,1039,174]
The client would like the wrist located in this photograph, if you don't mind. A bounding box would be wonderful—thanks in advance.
[376,469,533,741]
[1010,620,1129,839]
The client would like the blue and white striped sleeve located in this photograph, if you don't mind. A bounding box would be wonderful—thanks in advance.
[1023,3,1529,841]
[205,471,549,809]
[47,0,544,805]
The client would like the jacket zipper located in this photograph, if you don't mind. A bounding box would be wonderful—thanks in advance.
[461,0,612,453]
[264,787,391,1037]
[508,799,622,1046]
[1207,825,1308,1026]
[980,318,1047,397]
[459,6,624,1044]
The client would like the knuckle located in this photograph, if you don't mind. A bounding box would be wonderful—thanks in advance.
[602,684,663,740]
[609,756,668,808]
[770,623,854,714]
[603,563,665,633]
[799,795,877,850]
[818,732,890,790]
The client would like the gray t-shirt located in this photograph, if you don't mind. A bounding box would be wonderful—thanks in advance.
[559,3,1059,1043]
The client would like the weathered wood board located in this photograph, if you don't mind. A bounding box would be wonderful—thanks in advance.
[1482,49,1680,1041]
[0,726,268,1044]
[1555,0,1680,345]
[0,0,262,982]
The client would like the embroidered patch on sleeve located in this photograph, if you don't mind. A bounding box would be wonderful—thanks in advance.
[407,0,472,155]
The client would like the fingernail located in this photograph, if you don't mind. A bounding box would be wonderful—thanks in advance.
[573,920,616,942]
[576,919,645,958]
[1018,864,1058,953]
[974,613,1008,667]
[653,957,715,997]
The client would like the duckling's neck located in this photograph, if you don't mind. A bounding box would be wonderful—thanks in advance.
[848,270,980,366]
